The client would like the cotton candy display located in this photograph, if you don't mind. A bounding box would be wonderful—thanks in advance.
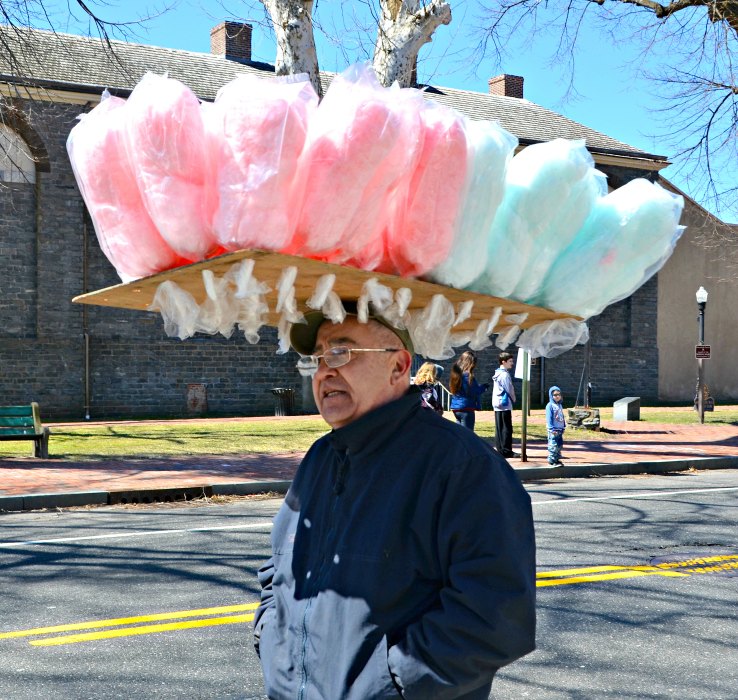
[206,74,318,252]
[125,73,218,260]
[67,93,184,282]
[538,179,685,318]
[70,63,687,359]
[428,119,518,288]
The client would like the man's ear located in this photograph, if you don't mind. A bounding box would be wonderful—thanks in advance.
[390,349,413,385]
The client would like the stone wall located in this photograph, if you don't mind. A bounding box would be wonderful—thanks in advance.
[1,98,660,420]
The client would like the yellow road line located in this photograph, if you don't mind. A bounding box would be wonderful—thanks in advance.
[537,569,689,587]
[0,603,259,639]
[30,614,255,647]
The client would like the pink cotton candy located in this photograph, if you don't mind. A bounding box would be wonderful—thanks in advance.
[125,73,218,261]
[206,74,318,252]
[286,65,404,258]
[67,94,183,282]
[382,103,468,277]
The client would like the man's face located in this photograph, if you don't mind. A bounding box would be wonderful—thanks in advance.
[312,317,410,429]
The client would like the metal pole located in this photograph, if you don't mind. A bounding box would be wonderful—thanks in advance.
[697,301,706,424]
[521,351,529,462]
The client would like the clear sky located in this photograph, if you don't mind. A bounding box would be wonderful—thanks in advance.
[39,0,736,223]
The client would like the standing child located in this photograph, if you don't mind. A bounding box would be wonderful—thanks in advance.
[492,352,517,457]
[546,385,566,466]
[449,350,488,431]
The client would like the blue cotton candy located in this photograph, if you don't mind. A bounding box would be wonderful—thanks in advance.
[538,179,685,318]
[428,119,517,288]
[469,139,597,299]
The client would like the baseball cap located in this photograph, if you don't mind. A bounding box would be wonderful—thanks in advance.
[289,301,413,356]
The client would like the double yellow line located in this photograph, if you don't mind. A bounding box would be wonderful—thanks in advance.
[537,554,738,587]
[0,603,258,647]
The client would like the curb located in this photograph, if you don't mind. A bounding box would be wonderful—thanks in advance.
[1,457,737,513]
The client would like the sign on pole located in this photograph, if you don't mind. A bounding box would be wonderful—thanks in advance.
[695,345,711,359]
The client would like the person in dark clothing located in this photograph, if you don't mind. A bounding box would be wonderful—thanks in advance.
[414,361,445,414]
[254,308,536,700]
[449,350,488,431]
[492,351,517,457]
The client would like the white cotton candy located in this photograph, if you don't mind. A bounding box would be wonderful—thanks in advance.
[471,139,599,299]
[149,281,200,340]
[517,318,590,359]
[539,179,685,318]
[428,119,517,288]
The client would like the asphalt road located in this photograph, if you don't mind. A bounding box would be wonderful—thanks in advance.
[1,470,736,699]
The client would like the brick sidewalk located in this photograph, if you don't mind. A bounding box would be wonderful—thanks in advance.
[1,415,737,500]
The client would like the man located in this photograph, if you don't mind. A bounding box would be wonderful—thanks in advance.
[254,307,536,700]
[492,352,517,458]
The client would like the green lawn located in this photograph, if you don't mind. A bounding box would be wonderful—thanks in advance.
[1,405,735,460]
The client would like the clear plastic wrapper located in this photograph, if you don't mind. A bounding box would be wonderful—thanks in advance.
[206,74,317,252]
[539,179,685,318]
[225,260,271,344]
[125,72,218,260]
[428,119,517,288]
[383,101,468,277]
[149,280,200,340]
[407,294,457,359]
[67,93,182,281]
[472,139,599,299]
[517,318,590,358]
[307,274,346,324]
[495,324,522,350]
[196,270,240,338]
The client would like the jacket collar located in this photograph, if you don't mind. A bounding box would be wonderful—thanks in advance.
[329,387,420,456]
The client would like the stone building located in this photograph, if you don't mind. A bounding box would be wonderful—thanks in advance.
[1,22,735,420]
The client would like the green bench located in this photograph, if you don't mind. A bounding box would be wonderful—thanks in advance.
[0,403,51,458]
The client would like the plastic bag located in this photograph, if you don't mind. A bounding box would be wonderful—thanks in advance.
[149,280,200,340]
[516,318,590,358]
[125,73,218,261]
[206,73,318,252]
[539,179,684,318]
[66,93,182,281]
[428,119,517,288]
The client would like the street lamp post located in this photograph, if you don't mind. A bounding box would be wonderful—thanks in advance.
[695,286,708,424]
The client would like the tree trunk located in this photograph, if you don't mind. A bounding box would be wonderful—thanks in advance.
[373,0,452,88]
[261,0,323,98]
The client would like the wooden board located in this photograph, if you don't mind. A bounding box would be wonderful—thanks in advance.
[72,249,578,334]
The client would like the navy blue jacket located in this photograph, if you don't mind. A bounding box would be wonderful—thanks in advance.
[254,389,536,699]
[449,372,488,411]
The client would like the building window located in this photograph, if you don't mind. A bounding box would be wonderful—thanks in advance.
[0,124,36,184]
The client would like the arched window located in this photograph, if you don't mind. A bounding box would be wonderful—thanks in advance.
[0,124,36,184]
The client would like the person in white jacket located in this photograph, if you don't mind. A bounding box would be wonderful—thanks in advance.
[492,352,517,457]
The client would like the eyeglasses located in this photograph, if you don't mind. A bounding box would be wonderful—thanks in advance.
[296,346,401,371]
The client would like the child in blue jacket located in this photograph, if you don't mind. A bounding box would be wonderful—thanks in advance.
[546,385,566,466]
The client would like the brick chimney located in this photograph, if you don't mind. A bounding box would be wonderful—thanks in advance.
[210,21,252,63]
[488,74,524,99]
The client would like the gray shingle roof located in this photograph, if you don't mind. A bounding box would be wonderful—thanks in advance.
[1,25,665,163]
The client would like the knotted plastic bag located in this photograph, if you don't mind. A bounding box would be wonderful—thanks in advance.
[517,318,590,358]
[66,92,182,281]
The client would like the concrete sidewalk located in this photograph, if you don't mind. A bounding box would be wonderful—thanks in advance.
[2,413,738,512]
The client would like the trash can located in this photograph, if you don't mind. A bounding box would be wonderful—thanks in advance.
[271,388,295,416]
